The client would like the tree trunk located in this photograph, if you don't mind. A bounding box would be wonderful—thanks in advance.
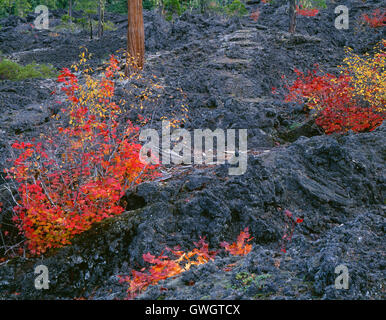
[89,14,93,40]
[98,0,104,38]
[69,0,72,19]
[126,0,145,75]
[199,0,206,13]
[289,0,297,33]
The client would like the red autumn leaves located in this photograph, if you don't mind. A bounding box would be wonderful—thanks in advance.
[250,3,319,23]
[280,210,303,254]
[250,9,260,22]
[119,228,254,299]
[5,55,160,255]
[221,227,253,256]
[296,5,319,17]
[361,9,386,28]
[119,237,217,299]
[119,223,304,299]
[284,64,384,134]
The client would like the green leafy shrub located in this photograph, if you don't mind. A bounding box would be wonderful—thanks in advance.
[0,0,31,17]
[0,58,57,80]
[0,0,61,18]
[61,14,74,23]
[163,0,183,20]
[143,0,236,18]
[225,0,247,17]
[106,0,128,13]
[103,20,117,31]
[143,0,155,10]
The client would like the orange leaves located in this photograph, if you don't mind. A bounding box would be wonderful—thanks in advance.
[250,9,260,22]
[7,53,161,255]
[171,237,218,270]
[284,65,384,134]
[221,227,253,256]
[283,41,386,134]
[105,56,120,78]
[361,9,386,28]
[296,5,319,17]
[120,229,254,299]
[119,238,217,299]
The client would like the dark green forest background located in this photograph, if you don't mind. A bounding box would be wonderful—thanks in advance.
[0,0,241,18]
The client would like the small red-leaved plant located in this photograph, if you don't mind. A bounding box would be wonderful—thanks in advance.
[119,237,217,299]
[280,210,303,254]
[361,9,386,28]
[283,41,385,134]
[119,229,254,299]
[284,67,381,133]
[221,227,253,256]
[5,54,160,255]
[296,5,319,17]
[250,9,260,22]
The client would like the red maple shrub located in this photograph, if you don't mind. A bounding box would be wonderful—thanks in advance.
[119,237,217,299]
[119,229,254,299]
[284,68,383,133]
[361,9,386,28]
[296,5,319,17]
[280,210,303,254]
[5,55,160,255]
[221,227,253,256]
[283,42,385,134]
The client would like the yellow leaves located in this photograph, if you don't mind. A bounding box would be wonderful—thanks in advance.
[55,217,63,224]
[341,41,386,112]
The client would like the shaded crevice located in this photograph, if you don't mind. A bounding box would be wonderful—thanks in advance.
[120,192,146,211]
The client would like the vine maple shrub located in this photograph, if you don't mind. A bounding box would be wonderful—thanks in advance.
[119,237,217,299]
[361,9,386,28]
[119,229,254,299]
[280,210,303,254]
[221,227,253,256]
[284,41,385,134]
[296,4,319,17]
[5,54,160,255]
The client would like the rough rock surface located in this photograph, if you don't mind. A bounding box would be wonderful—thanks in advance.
[0,0,385,300]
